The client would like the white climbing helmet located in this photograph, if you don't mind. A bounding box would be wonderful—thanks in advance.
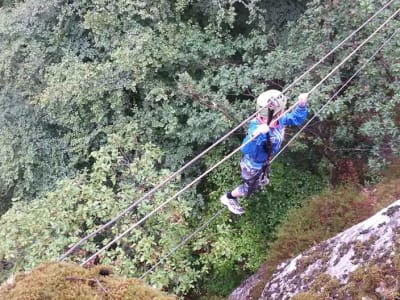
[256,89,287,118]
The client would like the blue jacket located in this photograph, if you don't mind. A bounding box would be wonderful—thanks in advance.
[241,105,308,169]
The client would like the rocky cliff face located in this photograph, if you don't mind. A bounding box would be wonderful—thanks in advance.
[229,199,400,299]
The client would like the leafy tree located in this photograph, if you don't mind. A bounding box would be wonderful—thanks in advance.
[0,120,203,295]
[1,0,399,299]
[0,0,81,205]
[280,0,400,182]
[32,0,311,171]
[0,99,71,210]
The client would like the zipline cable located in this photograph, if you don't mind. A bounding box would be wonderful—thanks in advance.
[139,210,224,279]
[275,12,400,161]
[59,0,395,262]
[308,11,399,95]
[140,27,400,279]
[284,6,400,113]
[80,10,398,266]
[277,34,399,161]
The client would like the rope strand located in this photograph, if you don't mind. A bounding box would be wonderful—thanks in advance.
[139,210,224,279]
[59,0,397,262]
[272,28,400,164]
[140,27,399,279]
[80,9,399,266]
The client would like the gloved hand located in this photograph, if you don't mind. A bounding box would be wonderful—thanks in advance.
[251,124,269,138]
[298,93,309,107]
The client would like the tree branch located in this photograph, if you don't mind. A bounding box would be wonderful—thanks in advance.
[183,83,239,123]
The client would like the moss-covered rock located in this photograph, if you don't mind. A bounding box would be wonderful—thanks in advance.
[228,160,400,300]
[0,262,176,300]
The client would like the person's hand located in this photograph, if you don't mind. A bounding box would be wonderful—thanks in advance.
[298,93,308,107]
[251,124,269,138]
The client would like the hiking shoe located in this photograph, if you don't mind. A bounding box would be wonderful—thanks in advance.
[220,193,244,215]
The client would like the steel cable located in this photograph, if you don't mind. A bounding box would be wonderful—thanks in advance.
[140,27,399,279]
[80,7,399,266]
[59,0,397,262]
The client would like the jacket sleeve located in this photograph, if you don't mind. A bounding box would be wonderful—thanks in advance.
[278,104,307,126]
[241,121,267,155]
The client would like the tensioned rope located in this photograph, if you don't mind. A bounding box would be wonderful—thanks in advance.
[140,210,224,279]
[139,26,400,279]
[58,0,396,262]
[273,21,400,162]
[80,7,399,267]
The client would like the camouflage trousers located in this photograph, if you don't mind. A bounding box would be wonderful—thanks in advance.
[237,157,270,197]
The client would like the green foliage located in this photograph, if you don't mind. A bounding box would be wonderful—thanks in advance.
[25,0,312,174]
[38,58,131,162]
[1,0,400,298]
[0,0,315,210]
[186,148,326,297]
[283,0,400,179]
[0,122,202,295]
[0,96,71,208]
[0,0,79,204]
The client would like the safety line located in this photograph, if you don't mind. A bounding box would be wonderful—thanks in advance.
[283,0,395,94]
[139,27,399,279]
[273,28,400,163]
[59,0,395,262]
[79,9,398,267]
[308,9,399,95]
[139,210,224,279]
[285,6,400,112]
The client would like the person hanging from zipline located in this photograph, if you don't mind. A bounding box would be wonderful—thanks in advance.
[221,90,309,215]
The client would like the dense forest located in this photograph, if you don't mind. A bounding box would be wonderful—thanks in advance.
[0,0,399,298]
